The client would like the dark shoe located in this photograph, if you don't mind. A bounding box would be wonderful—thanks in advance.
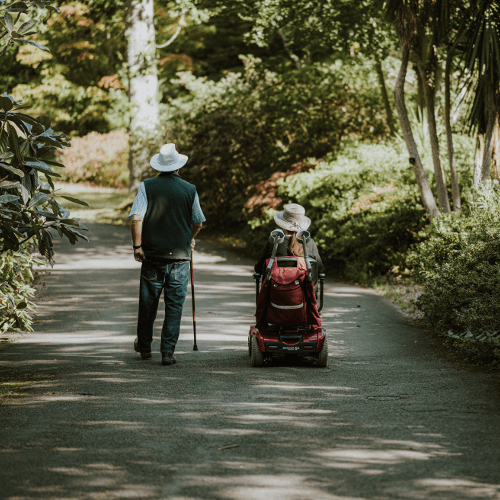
[134,338,151,359]
[161,353,177,365]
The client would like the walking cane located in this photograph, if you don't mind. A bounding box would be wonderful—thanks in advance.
[190,253,198,351]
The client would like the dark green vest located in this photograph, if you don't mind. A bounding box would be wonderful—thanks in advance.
[142,172,197,261]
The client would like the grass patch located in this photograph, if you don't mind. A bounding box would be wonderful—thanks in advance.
[372,280,422,315]
[55,183,132,225]
[0,381,33,399]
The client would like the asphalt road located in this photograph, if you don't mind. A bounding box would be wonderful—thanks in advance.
[1,223,500,500]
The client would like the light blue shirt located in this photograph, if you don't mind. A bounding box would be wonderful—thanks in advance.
[129,182,206,224]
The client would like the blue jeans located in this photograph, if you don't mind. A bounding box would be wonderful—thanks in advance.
[137,259,190,354]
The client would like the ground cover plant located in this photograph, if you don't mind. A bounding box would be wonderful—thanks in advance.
[0,245,41,332]
[410,182,500,363]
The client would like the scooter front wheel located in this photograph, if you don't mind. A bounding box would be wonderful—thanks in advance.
[251,335,264,368]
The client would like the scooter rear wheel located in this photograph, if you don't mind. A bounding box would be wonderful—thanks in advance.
[251,335,264,367]
[317,337,328,368]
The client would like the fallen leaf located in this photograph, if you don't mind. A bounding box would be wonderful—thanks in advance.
[218,444,239,451]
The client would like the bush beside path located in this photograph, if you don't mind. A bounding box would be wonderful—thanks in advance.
[1,223,499,499]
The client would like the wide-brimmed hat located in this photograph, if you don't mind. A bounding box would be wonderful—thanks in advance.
[274,203,311,232]
[150,143,188,172]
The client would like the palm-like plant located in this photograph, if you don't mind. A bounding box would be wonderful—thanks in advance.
[461,0,500,184]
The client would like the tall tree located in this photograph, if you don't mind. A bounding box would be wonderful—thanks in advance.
[125,0,160,192]
[392,12,439,217]
[462,0,500,185]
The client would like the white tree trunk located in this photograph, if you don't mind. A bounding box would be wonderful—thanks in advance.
[481,77,497,182]
[125,0,160,193]
[473,135,484,186]
[422,73,451,213]
[444,53,461,212]
[393,32,439,218]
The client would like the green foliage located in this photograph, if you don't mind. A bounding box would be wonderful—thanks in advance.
[57,130,129,187]
[410,182,500,341]
[248,141,428,281]
[168,56,391,229]
[0,1,89,262]
[0,93,89,264]
[0,245,42,332]
[443,337,500,366]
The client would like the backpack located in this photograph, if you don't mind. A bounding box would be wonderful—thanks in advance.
[256,256,321,329]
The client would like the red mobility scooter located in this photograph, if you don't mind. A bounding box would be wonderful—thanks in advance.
[248,229,327,367]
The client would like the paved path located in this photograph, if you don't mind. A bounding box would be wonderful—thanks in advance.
[1,223,500,500]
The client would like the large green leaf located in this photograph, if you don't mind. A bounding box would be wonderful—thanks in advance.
[6,123,22,163]
[0,162,24,177]
[17,40,50,52]
[59,195,89,207]
[61,227,89,242]
[12,112,40,127]
[0,96,14,112]
[6,1,28,13]
[21,174,31,204]
[0,194,20,204]
[3,11,14,32]
[24,160,61,177]
[28,192,49,208]
[36,115,51,128]
[40,158,65,168]
[0,180,21,189]
[17,19,36,35]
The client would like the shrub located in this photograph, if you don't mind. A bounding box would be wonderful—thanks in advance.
[410,182,500,338]
[0,246,43,333]
[57,130,129,187]
[245,142,427,280]
[164,56,391,229]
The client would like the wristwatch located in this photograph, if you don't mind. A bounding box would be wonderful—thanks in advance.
[133,245,142,249]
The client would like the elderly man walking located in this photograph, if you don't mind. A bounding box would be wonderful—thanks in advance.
[129,144,205,365]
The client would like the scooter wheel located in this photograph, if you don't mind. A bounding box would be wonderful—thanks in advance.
[316,337,328,368]
[251,335,264,368]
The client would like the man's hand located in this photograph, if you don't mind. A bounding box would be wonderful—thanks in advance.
[191,223,202,253]
[134,247,145,263]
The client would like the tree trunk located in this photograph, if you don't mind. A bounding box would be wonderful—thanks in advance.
[394,37,439,217]
[374,55,397,137]
[473,135,484,186]
[444,50,461,211]
[481,77,497,182]
[419,61,450,213]
[414,62,426,112]
[494,118,499,182]
[277,28,301,69]
[125,0,160,193]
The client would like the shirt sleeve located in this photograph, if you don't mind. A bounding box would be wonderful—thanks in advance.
[128,182,148,219]
[192,192,206,224]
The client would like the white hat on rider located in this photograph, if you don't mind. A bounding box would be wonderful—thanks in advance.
[274,203,311,232]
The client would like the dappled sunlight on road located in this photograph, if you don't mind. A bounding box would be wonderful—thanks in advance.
[2,224,500,500]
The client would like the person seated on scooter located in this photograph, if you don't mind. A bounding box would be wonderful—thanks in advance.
[254,203,324,286]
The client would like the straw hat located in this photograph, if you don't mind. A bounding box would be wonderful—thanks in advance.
[274,203,311,232]
[150,143,188,172]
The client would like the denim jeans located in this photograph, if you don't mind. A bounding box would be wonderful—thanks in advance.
[136,259,190,354]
